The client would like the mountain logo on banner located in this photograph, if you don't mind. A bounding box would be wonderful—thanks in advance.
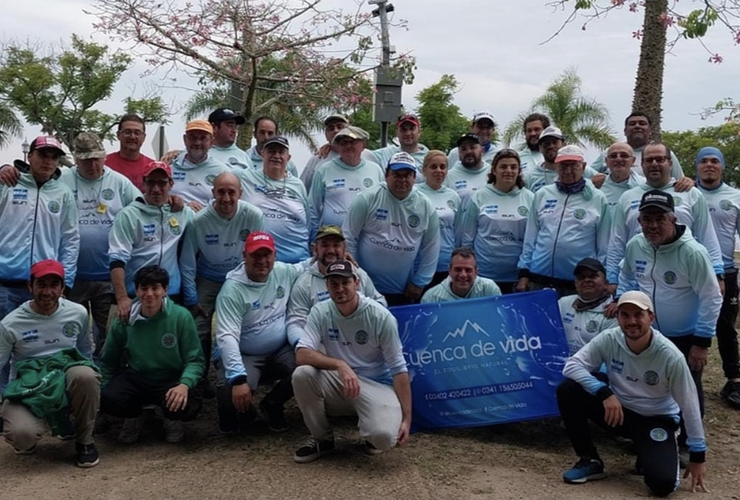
[443,320,490,342]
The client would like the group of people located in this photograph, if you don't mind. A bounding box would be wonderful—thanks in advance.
[0,105,736,497]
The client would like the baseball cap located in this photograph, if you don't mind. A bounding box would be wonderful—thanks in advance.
[555,145,585,163]
[639,189,674,213]
[29,136,66,156]
[208,108,246,125]
[397,114,420,127]
[324,259,356,279]
[617,290,653,312]
[185,119,214,135]
[143,161,173,179]
[263,136,290,150]
[315,225,345,241]
[324,114,349,126]
[332,126,369,145]
[538,126,564,143]
[456,133,481,147]
[30,259,65,281]
[244,231,276,254]
[74,132,106,160]
[574,257,606,276]
[472,111,495,126]
[388,151,417,171]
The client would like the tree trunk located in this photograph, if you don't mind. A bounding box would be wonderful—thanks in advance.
[632,0,667,139]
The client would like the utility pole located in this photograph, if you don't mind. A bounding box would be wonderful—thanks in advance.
[370,0,402,148]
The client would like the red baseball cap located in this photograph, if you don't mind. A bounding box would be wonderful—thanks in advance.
[30,260,65,281]
[143,161,173,179]
[397,114,420,127]
[244,231,276,254]
[29,136,66,156]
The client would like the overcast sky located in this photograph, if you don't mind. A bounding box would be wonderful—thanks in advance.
[2,0,739,167]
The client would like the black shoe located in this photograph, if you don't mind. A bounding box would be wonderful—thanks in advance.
[720,381,740,409]
[632,456,644,476]
[76,442,100,468]
[258,399,289,433]
[294,438,335,463]
[198,379,216,400]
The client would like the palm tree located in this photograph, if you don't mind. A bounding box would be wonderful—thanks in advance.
[0,102,22,149]
[503,68,616,150]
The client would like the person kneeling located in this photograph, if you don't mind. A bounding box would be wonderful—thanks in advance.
[99,265,205,443]
[292,260,412,463]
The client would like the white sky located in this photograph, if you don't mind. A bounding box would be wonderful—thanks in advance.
[2,0,739,167]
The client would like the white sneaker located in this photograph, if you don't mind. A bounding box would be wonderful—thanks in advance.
[163,418,184,443]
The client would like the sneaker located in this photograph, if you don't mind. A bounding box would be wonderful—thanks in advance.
[632,456,644,476]
[562,458,606,484]
[364,440,383,456]
[163,418,185,443]
[75,442,99,468]
[258,399,289,433]
[13,444,37,455]
[720,381,740,409]
[294,438,335,463]
[118,414,146,444]
[54,413,76,440]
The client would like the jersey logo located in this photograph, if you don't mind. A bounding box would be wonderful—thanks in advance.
[355,330,368,345]
[161,332,177,349]
[610,358,624,374]
[484,205,498,215]
[629,199,640,210]
[327,328,339,341]
[143,223,156,237]
[62,322,79,338]
[48,200,61,214]
[13,188,28,200]
[643,370,660,386]
[332,178,346,188]
[517,206,528,216]
[173,172,186,181]
[317,290,330,302]
[407,214,420,228]
[239,229,251,241]
[206,174,217,186]
[635,260,647,274]
[586,320,598,333]
[276,286,285,299]
[672,196,682,206]
[454,180,467,189]
[205,234,219,245]
[720,199,733,211]
[446,199,456,209]
[649,428,668,442]
[21,329,39,342]
[251,300,261,309]
[544,199,557,210]
[663,271,677,285]
[375,209,388,221]
[169,224,182,236]
[101,189,115,201]
[363,178,374,188]
[573,208,586,220]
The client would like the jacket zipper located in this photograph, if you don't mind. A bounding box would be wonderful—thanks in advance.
[159,208,165,266]
[649,245,661,331]
[550,193,570,277]
[29,183,41,269]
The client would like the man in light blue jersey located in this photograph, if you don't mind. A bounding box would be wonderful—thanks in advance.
[109,161,194,323]
[286,225,386,347]
[207,108,253,170]
[301,114,349,193]
[606,142,723,289]
[447,111,497,166]
[518,145,610,297]
[309,126,384,237]
[421,248,501,303]
[170,120,229,212]
[344,152,440,306]
[445,133,489,206]
[557,291,707,495]
[695,147,740,409]
[0,260,99,468]
[590,112,684,178]
[180,172,264,390]
[517,113,550,173]
[598,142,644,208]
[558,258,617,356]
[292,259,411,463]
[363,114,429,182]
[247,116,298,177]
[213,232,308,434]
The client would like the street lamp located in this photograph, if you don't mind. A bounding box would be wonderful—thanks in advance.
[21,138,29,162]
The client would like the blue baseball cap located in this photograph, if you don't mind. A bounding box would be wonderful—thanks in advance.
[388,152,416,171]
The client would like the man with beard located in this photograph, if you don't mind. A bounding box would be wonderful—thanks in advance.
[517,113,550,173]
[105,114,153,191]
[421,248,501,303]
[246,116,298,177]
[445,133,490,206]
[446,112,498,166]
[364,114,429,183]
[170,120,229,212]
[344,152,440,306]
[524,126,598,193]
[207,108,253,170]
[301,114,349,193]
[590,112,684,178]
[286,225,386,348]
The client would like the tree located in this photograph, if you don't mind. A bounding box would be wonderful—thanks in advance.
[548,1,740,137]
[0,102,22,149]
[414,74,471,152]
[502,68,616,150]
[663,122,740,185]
[92,0,415,150]
[0,35,168,151]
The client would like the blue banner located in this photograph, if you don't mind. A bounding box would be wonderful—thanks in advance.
[391,289,569,430]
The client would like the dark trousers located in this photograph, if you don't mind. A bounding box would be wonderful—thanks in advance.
[668,335,705,449]
[100,370,202,421]
[384,293,417,307]
[557,378,680,497]
[717,269,740,380]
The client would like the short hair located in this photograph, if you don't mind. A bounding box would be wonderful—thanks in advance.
[422,150,447,170]
[134,265,170,289]
[253,116,278,133]
[522,113,550,133]
[117,114,145,131]
[624,111,652,127]
[488,149,525,188]
[451,247,477,261]
[641,141,673,162]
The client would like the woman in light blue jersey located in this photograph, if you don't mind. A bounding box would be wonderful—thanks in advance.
[460,149,534,293]
[418,150,461,287]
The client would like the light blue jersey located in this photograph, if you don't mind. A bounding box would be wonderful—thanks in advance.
[599,171,645,209]
[210,143,253,170]
[517,147,543,174]
[416,183,462,272]
[170,152,230,206]
[523,163,599,193]
[445,161,490,207]
[698,182,740,270]
[301,150,339,194]
[421,276,501,303]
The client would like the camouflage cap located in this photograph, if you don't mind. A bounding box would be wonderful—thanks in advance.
[74,132,106,160]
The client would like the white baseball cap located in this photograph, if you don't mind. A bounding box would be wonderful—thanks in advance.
[538,126,564,142]
[617,291,654,312]
[472,111,495,125]
[555,144,585,163]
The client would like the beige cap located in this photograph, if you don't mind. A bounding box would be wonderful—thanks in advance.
[617,291,653,312]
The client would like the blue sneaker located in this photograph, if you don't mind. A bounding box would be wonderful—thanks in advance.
[563,458,606,484]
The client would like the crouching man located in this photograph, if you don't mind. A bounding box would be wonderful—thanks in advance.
[292,259,411,463]
[99,266,205,443]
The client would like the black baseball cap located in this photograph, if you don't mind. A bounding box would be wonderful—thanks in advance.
[324,259,355,279]
[574,257,606,276]
[639,189,674,213]
[208,108,246,125]
[456,133,480,147]
[263,136,290,150]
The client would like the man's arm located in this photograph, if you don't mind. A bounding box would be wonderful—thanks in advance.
[59,192,80,289]
[411,210,441,289]
[308,169,325,241]
[562,333,611,396]
[295,347,361,400]
[177,308,206,388]
[606,197,630,283]
[392,371,412,445]
[458,198,478,249]
[342,192,371,258]
[690,192,725,276]
[108,209,135,321]
[286,279,313,347]
[516,193,540,291]
[75,311,94,359]
[595,195,611,266]
[179,224,200,307]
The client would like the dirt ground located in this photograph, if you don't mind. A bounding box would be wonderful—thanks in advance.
[1,349,738,500]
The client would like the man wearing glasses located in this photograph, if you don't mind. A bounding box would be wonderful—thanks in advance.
[105,114,154,191]
[598,143,644,208]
